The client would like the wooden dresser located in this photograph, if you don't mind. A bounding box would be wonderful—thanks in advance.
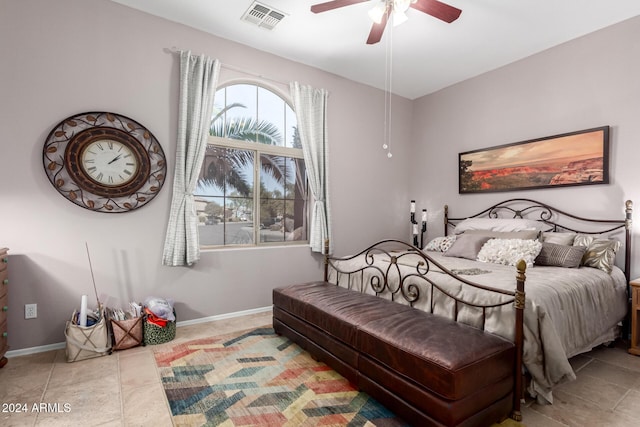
[0,248,8,368]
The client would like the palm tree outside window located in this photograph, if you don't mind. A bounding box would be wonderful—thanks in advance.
[195,83,308,247]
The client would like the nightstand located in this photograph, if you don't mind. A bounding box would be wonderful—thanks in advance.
[630,279,640,356]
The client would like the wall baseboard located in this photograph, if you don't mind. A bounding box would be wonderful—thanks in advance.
[6,341,67,358]
[174,306,272,327]
[5,306,273,359]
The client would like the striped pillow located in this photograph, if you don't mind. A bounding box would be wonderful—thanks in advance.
[535,242,586,268]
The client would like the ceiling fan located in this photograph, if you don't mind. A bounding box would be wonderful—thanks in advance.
[310,0,462,45]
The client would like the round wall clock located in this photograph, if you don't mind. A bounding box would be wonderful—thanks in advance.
[43,112,167,213]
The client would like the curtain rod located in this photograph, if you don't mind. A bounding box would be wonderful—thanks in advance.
[164,46,290,87]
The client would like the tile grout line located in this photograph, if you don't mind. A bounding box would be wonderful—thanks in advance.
[33,350,61,426]
[148,346,176,425]
[611,388,632,413]
[555,367,636,418]
[578,358,639,392]
[572,356,594,373]
[117,351,125,424]
[556,378,618,412]
[525,406,571,427]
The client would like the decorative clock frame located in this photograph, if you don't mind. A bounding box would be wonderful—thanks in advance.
[43,111,167,213]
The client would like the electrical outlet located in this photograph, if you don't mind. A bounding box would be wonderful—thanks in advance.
[25,303,37,319]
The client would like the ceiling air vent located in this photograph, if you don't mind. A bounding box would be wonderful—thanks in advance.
[241,1,286,30]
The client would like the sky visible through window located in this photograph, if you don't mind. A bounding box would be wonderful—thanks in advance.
[196,84,298,196]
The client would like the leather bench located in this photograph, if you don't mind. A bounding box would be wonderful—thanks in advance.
[273,281,516,427]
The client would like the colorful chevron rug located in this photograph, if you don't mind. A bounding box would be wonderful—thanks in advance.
[154,326,525,427]
[154,326,405,426]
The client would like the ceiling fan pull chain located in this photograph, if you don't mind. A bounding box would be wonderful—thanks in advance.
[384,22,393,158]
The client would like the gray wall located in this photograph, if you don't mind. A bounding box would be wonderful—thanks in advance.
[0,0,413,350]
[410,15,640,279]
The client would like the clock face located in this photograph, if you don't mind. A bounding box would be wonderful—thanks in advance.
[43,112,166,213]
[81,139,139,187]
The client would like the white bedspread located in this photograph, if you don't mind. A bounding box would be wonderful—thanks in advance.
[328,251,628,404]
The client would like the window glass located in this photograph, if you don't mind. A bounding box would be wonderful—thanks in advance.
[225,84,257,141]
[285,106,298,148]
[259,155,307,243]
[196,82,307,248]
[196,146,255,245]
[258,87,285,147]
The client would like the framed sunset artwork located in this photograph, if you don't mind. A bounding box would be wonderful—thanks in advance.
[459,126,610,194]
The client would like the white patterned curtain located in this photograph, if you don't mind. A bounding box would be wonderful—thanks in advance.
[290,82,332,254]
[162,51,220,266]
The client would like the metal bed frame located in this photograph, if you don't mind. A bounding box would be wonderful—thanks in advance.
[444,198,633,284]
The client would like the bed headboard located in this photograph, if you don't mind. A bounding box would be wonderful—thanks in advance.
[444,198,633,283]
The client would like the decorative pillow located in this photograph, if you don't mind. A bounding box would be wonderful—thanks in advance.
[464,229,540,240]
[540,232,576,245]
[535,242,586,268]
[454,218,545,235]
[476,238,543,268]
[443,234,492,260]
[424,235,457,252]
[573,234,595,248]
[580,239,620,274]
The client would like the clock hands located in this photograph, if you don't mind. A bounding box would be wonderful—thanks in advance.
[108,154,123,164]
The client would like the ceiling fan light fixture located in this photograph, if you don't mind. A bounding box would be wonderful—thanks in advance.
[368,2,387,24]
[392,9,408,26]
[394,0,412,13]
[311,0,461,45]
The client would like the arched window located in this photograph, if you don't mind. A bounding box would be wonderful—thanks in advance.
[195,83,308,247]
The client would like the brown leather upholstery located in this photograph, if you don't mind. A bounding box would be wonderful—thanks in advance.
[358,309,514,400]
[273,281,414,346]
[273,282,515,427]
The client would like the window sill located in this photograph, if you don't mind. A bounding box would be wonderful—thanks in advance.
[200,242,310,253]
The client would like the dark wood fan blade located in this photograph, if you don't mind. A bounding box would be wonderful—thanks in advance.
[366,7,391,45]
[410,0,462,23]
[311,0,368,14]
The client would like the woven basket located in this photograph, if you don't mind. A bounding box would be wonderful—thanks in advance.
[65,311,111,362]
[143,313,176,345]
[111,317,143,350]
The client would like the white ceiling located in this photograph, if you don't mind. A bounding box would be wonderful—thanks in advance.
[110,0,640,99]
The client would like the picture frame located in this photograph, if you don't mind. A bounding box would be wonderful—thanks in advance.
[459,126,610,194]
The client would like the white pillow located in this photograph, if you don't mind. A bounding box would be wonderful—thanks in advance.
[454,218,545,235]
[464,229,540,240]
[476,238,543,268]
[541,232,576,246]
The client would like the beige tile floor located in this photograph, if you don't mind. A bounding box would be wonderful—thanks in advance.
[0,310,638,426]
